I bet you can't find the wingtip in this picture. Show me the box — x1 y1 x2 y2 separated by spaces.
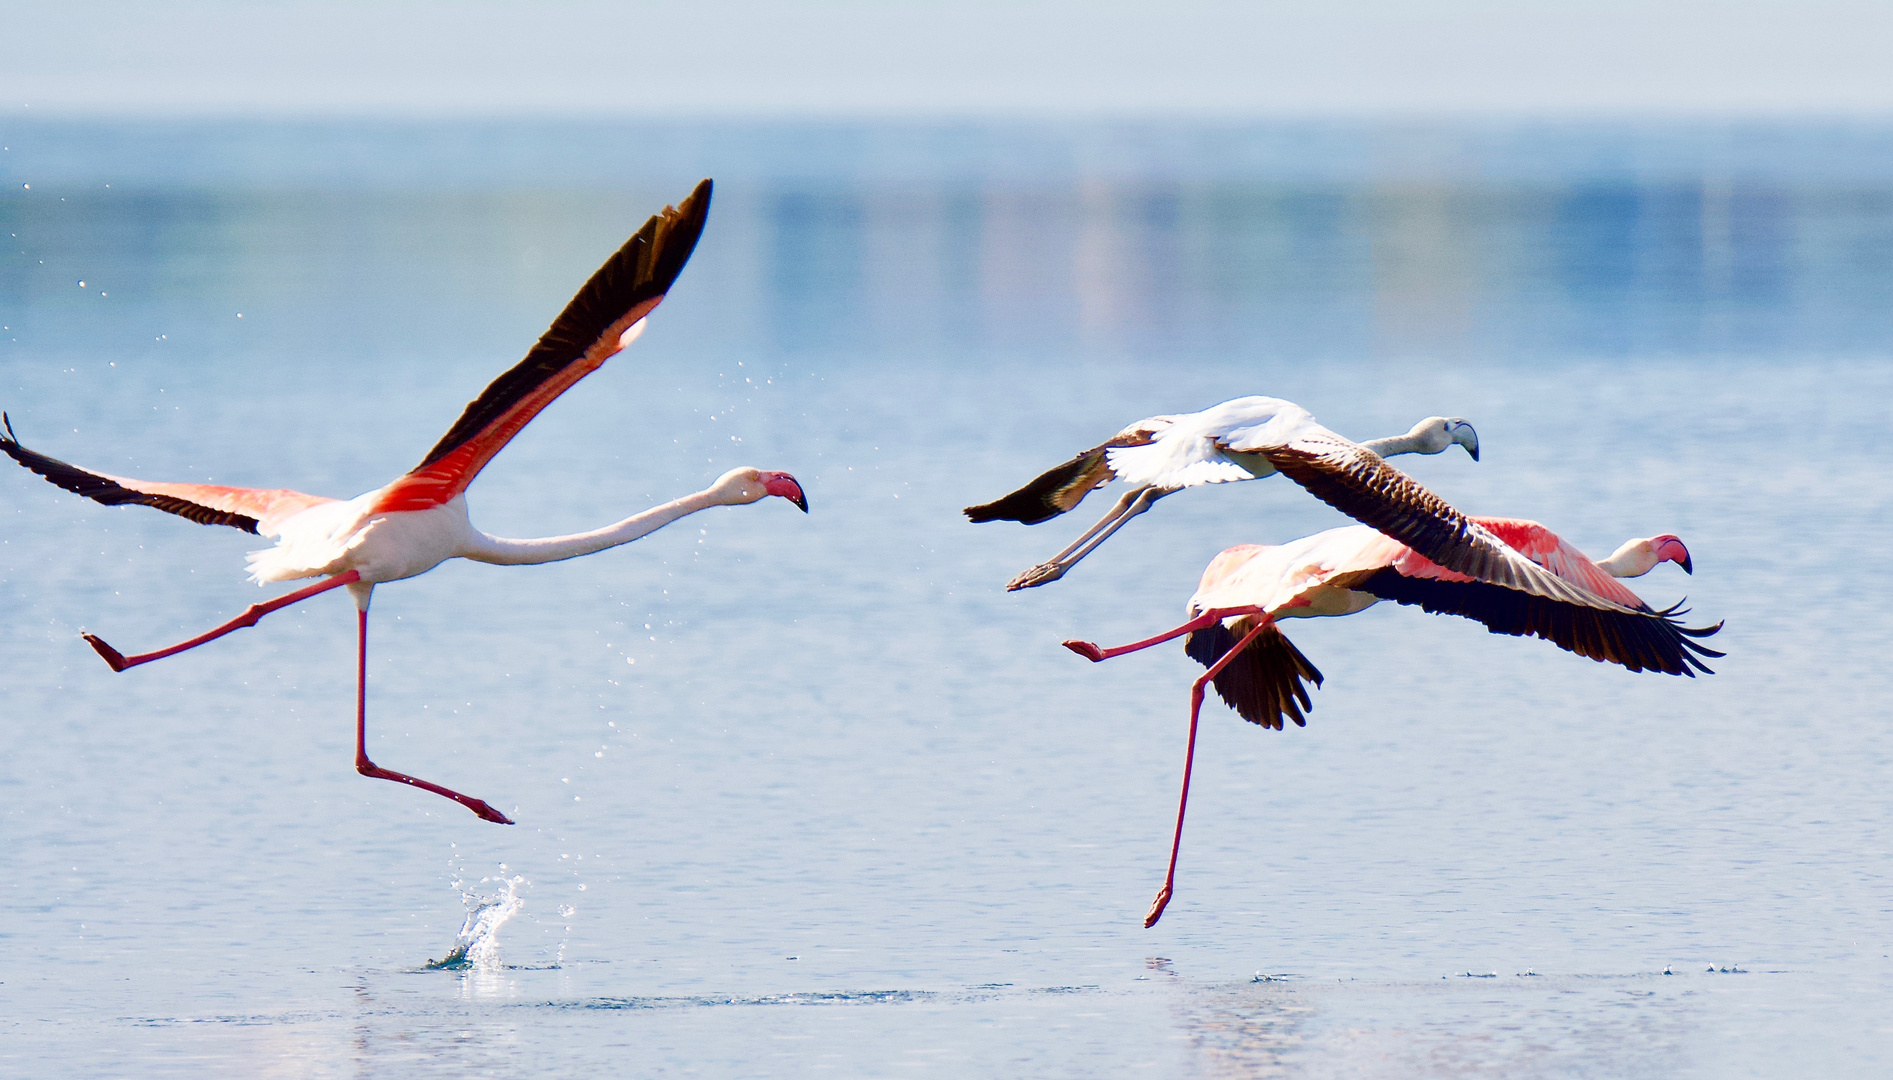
673 178 713 226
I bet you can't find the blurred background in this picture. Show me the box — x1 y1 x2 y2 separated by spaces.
2 4 1890 1078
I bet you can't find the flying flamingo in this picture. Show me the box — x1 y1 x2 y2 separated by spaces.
0 179 809 825
1064 519 1722 927
965 397 1480 590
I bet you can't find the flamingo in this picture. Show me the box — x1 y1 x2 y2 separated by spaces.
0 179 809 825
965 397 1480 590
1063 519 1722 927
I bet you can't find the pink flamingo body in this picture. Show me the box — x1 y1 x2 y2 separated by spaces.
3 180 809 824
1066 517 1721 926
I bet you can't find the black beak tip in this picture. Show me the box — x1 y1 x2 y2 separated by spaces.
792 492 809 513
1680 555 1693 575
1468 446 1480 462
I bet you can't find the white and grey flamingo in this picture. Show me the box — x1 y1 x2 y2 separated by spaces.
965 397 1480 590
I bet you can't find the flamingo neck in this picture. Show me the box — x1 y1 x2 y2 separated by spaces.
1359 423 1444 458
459 488 727 566
1595 539 1657 578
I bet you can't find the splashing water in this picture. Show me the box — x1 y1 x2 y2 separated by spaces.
428 874 526 971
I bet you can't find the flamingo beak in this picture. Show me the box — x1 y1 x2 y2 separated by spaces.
1653 535 1692 574
760 471 809 512
1448 419 1480 462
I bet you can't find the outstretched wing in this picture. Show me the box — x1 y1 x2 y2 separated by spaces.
1357 570 1724 675
963 418 1171 525
1470 516 1650 609
372 179 714 515
1227 426 1641 616
1185 618 1325 730
1 414 334 536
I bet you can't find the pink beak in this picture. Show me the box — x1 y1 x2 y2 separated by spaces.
759 471 809 512
1651 534 1692 574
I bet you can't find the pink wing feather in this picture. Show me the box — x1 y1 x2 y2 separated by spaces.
1 416 333 535
1470 516 1648 608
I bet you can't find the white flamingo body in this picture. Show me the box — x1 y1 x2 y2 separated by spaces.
966 395 1480 590
1102 396 1321 488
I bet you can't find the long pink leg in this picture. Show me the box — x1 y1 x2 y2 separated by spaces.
83 571 365 671
1145 616 1274 929
352 607 513 825
1062 605 1267 662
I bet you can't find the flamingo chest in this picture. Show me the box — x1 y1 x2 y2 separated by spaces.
334 502 476 583
259 496 476 585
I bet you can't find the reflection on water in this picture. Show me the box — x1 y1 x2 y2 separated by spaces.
6 124 1893 366
1161 972 1705 1079
1 121 1890 1077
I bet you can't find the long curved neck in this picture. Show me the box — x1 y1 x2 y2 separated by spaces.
1360 424 1442 458
1595 540 1657 578
459 488 725 566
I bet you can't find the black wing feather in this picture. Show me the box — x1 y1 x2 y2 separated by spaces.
964 444 1114 524
0 415 260 533
415 178 713 470
1357 568 1724 676
964 429 1159 525
1261 440 1637 614
1185 621 1326 730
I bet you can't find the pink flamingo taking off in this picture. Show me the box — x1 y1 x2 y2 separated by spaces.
1064 517 1722 927
965 397 1480 590
1 179 809 824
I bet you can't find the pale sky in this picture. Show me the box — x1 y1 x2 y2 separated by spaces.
3 0 1890 118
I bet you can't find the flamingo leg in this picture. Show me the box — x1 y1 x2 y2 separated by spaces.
83 571 364 672
1145 615 1275 929
1005 487 1167 591
351 606 513 824
1062 605 1268 662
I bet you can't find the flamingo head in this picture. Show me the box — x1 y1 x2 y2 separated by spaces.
1442 417 1480 461
1407 417 1480 460
712 467 809 512
1601 533 1693 577
1649 533 1693 574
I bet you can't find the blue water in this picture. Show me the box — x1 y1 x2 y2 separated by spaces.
2 120 1889 1077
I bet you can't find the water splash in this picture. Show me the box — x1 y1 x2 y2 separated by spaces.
428 874 526 971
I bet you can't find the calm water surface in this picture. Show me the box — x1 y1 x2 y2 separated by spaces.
1 121 1889 1077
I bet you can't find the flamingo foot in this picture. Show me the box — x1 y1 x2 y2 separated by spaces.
82 633 131 672
1005 561 1068 591
1144 883 1173 928
356 760 515 824
1062 639 1106 662
465 800 515 826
